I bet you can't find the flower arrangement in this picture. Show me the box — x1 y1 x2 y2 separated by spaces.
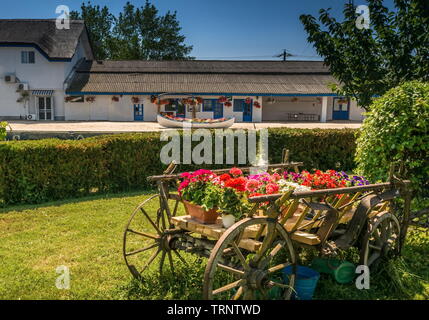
178 168 370 225
150 95 158 104
224 101 232 107
112 96 119 102
86 96 95 103
131 97 140 104
245 97 252 104
253 101 261 109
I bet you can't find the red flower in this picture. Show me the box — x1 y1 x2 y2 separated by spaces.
225 177 246 192
265 183 279 194
229 167 243 177
219 173 232 182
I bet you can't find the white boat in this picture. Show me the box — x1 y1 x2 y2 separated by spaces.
157 115 235 129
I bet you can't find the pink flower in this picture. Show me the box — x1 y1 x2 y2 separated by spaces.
229 167 243 177
180 172 192 179
271 173 281 181
178 180 190 194
245 179 260 192
265 183 279 195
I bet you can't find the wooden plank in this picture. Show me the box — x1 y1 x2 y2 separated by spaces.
291 231 321 245
171 215 262 251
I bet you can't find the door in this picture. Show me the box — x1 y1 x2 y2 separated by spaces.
332 97 350 120
38 96 53 120
134 104 144 121
213 101 223 119
243 99 253 122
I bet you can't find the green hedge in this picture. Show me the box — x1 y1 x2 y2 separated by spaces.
0 128 357 205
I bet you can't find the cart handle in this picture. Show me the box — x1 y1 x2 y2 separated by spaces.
147 162 304 182
248 181 411 203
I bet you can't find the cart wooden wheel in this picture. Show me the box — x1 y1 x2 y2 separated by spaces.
203 217 296 300
123 194 185 280
360 211 401 268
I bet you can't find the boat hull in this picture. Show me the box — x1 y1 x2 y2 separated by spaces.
157 115 235 128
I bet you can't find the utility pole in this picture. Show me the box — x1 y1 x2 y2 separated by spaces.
276 49 292 61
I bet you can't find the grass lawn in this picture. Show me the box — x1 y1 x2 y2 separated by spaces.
0 192 428 300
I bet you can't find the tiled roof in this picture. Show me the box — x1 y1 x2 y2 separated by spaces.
76 60 330 74
0 19 86 59
67 72 336 95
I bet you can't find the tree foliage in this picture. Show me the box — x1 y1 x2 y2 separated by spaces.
70 1 193 60
355 81 429 201
300 0 429 109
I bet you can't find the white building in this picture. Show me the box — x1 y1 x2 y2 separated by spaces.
0 19 93 121
0 19 364 123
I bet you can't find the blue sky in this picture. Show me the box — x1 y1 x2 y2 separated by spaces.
0 0 394 60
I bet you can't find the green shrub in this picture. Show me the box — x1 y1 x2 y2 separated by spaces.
355 81 429 200
0 128 357 205
0 122 7 141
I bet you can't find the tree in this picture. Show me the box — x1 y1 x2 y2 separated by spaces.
355 81 429 215
70 1 115 60
300 0 429 110
72 1 193 61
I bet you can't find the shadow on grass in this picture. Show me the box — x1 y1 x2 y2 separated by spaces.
116 258 206 300
0 188 158 214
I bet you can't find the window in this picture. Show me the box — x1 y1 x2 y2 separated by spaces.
202 99 214 112
21 51 35 64
233 99 244 112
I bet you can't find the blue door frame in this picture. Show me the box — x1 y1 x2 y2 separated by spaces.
243 99 253 122
213 101 223 119
134 104 144 121
332 97 350 120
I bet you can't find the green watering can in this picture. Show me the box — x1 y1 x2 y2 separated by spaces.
310 258 356 284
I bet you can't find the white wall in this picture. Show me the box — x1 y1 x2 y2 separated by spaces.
0 40 92 120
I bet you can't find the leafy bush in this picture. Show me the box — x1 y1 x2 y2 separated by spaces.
355 81 429 201
0 122 7 141
0 128 357 205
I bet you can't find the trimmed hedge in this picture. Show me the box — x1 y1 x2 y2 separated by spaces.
0 128 357 205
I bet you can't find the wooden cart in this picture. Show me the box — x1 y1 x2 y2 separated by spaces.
123 158 412 300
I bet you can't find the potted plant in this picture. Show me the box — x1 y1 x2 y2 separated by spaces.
112 96 119 102
131 97 140 104
178 169 221 224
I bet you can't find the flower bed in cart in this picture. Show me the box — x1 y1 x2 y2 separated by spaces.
178 168 370 227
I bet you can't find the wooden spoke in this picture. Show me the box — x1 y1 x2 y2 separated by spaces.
127 228 158 240
172 250 189 266
268 262 292 274
141 208 162 235
231 241 250 271
268 280 289 289
140 248 161 274
126 243 158 257
368 244 382 251
232 286 244 300
213 279 243 295
260 241 285 269
159 251 166 274
367 252 380 266
217 263 245 276
167 251 175 274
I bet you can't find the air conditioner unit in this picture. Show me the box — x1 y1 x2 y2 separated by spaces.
5 75 16 83
17 83 29 91
26 114 37 121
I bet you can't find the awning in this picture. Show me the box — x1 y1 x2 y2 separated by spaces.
32 90 54 96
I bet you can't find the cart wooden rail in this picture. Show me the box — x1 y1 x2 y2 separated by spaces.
123 159 411 300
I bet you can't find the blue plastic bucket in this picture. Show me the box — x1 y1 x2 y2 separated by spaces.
283 265 320 300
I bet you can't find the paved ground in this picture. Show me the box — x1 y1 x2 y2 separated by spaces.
7 121 361 133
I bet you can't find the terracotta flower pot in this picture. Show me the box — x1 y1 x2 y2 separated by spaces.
183 200 219 224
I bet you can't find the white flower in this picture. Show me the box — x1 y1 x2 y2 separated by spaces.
278 179 311 192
